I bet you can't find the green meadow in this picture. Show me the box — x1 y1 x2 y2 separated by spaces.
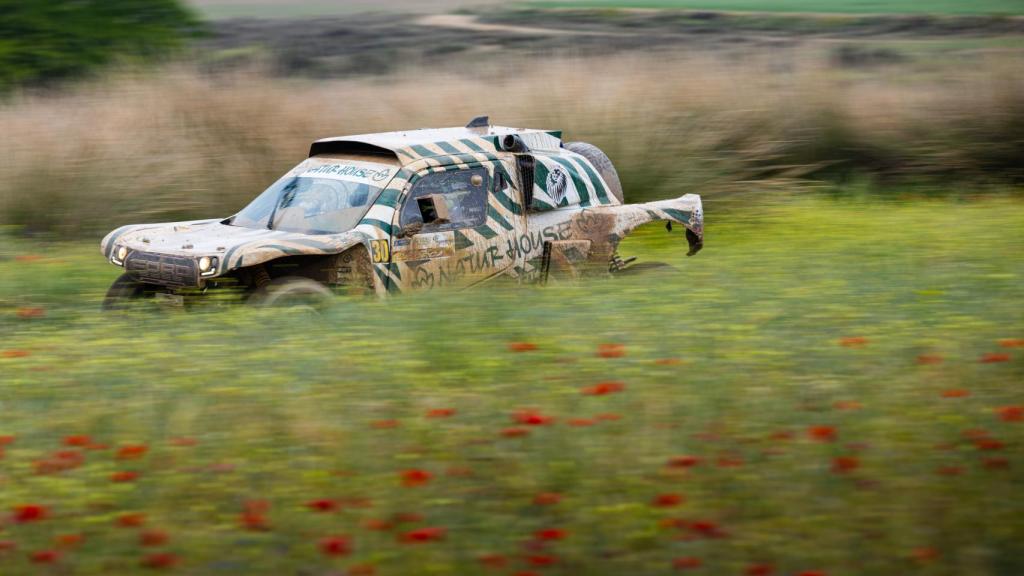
2 197 1022 575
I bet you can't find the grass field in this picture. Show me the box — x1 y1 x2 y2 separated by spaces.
2 197 1022 575
528 0 1024 16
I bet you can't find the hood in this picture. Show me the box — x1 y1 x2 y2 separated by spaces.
101 219 368 277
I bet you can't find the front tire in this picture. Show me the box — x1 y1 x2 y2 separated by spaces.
247 276 334 310
101 273 157 311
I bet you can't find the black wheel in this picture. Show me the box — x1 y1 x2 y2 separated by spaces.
248 276 334 310
613 262 677 277
101 273 157 311
564 141 624 203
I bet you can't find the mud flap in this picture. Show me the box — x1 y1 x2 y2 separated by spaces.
686 229 703 256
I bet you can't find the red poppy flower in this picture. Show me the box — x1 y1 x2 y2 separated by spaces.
999 338 1024 348
362 518 393 531
111 471 139 482
117 513 147 527
0 541 17 553
525 554 557 566
400 469 433 487
55 534 83 547
808 426 837 442
833 401 862 410
941 389 970 398
426 408 456 418
690 520 725 538
745 563 775 576
479 553 508 569
980 353 1011 363
14 504 48 523
916 354 944 365
838 336 868 348
567 418 596 427
936 466 963 476
117 445 149 460
717 456 744 468
318 535 352 556
667 455 701 468
29 550 60 564
501 427 530 438
832 456 860 474
997 406 1023 422
533 492 562 506
170 437 198 447
596 343 626 358
371 419 400 429
244 500 270 514
655 358 685 365
1 349 31 358
534 528 567 541
141 552 179 569
16 307 45 319
349 564 377 575
508 342 538 352
652 493 684 508
595 413 622 421
64 435 91 447
400 526 446 543
513 409 554 426
975 438 1005 451
912 547 939 563
581 381 626 396
983 457 1010 470
962 428 989 439
240 510 269 531
672 556 702 570
0 435 14 446
306 499 339 513
140 530 169 547
393 512 425 524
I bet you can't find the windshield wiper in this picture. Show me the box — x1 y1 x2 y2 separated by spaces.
266 181 299 230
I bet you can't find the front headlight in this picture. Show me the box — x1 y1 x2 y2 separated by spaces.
111 245 129 266
198 256 218 276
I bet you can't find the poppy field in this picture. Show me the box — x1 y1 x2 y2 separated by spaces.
1 197 1023 575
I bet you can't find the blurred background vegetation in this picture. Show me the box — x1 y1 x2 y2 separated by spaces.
0 0 1022 235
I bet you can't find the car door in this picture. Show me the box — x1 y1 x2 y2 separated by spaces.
390 161 523 291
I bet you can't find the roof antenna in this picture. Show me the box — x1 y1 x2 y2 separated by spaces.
465 115 489 129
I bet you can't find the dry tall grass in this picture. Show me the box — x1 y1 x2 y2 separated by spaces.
1 53 1021 235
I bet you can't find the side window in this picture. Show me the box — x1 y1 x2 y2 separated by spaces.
400 167 489 233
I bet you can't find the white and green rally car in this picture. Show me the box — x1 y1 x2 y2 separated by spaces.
100 117 703 308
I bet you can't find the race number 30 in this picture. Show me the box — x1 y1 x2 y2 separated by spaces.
370 239 390 263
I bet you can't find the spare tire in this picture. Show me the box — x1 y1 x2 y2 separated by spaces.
564 141 624 203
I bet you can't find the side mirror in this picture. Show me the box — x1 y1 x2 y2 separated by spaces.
417 194 449 225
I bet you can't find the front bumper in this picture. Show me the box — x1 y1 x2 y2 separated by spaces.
124 251 200 287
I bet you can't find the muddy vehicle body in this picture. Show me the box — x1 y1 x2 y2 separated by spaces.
100 118 703 308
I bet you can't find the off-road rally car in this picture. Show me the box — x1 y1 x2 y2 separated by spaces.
100 117 703 308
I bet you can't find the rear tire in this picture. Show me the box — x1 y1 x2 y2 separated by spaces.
101 273 156 311
248 276 334 310
564 141 624 203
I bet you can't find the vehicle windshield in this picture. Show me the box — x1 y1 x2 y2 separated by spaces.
229 163 388 235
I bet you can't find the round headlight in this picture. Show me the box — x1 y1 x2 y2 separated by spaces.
116 246 128 261
198 256 212 272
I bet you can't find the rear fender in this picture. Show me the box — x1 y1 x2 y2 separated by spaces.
569 193 703 260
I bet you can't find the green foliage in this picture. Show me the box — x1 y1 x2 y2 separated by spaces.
0 0 200 90
0 198 1022 574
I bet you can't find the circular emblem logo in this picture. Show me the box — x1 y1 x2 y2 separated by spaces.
546 167 568 204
